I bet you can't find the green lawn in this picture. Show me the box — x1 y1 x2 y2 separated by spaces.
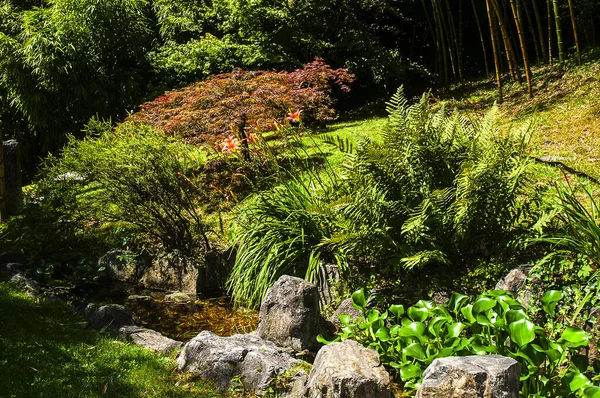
0 282 225 398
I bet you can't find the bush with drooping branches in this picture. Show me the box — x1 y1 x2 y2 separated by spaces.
133 59 354 145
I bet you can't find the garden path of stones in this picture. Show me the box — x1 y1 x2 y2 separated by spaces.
4 259 522 397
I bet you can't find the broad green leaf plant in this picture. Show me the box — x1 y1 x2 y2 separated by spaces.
320 288 600 397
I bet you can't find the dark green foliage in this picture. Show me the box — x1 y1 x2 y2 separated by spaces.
323 288 598 397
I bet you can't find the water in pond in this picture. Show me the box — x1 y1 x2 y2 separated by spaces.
128 296 258 341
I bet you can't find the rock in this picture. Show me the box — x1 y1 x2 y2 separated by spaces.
330 298 363 329
10 272 41 298
5 263 24 274
495 264 539 308
80 303 140 332
99 250 144 284
54 171 88 183
177 331 300 395
495 265 532 296
257 275 326 352
118 326 183 355
417 355 520 398
306 339 392 398
197 249 234 297
124 295 155 310
164 292 194 303
140 250 200 294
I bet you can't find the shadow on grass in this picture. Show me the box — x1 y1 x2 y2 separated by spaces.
0 283 224 398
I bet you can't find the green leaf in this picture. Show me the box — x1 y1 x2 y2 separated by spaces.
352 288 367 310
399 363 422 381
561 327 591 348
375 327 391 341
316 334 338 344
472 297 496 315
583 386 600 397
508 318 536 347
403 342 426 360
445 322 465 339
389 304 405 319
460 304 476 323
541 290 563 317
398 322 426 338
408 306 429 322
505 309 527 324
338 314 351 326
448 293 470 314
569 372 591 391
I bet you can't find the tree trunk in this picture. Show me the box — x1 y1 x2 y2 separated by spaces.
486 0 504 103
472 0 491 76
567 0 581 65
531 0 548 61
509 0 534 97
552 0 565 62
431 0 449 85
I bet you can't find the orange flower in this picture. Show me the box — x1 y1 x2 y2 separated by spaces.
221 135 240 154
286 110 302 123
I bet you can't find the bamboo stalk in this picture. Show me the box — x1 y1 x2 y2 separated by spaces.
547 0 554 65
531 0 548 61
490 0 522 83
552 0 565 62
522 0 542 63
509 0 534 97
486 0 504 103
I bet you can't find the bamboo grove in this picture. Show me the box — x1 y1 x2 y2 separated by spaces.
422 0 597 101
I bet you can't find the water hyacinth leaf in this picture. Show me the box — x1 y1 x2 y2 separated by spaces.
473 297 497 315
428 316 449 336
375 326 391 341
403 342 426 360
448 293 470 314
476 313 493 326
531 343 562 362
509 318 536 347
445 322 465 339
583 386 600 397
399 363 422 381
408 306 429 322
570 372 592 391
338 314 352 326
316 334 337 344
505 309 528 324
561 327 591 348
572 354 589 372
389 304 405 319
484 290 510 297
461 304 476 323
367 309 383 323
352 288 367 310
541 290 563 317
398 322 426 338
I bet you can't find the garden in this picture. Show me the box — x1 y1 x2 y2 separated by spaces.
2 0 600 397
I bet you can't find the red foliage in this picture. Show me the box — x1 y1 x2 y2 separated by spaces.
133 60 353 145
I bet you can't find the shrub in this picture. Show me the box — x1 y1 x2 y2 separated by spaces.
3 120 210 261
133 60 353 145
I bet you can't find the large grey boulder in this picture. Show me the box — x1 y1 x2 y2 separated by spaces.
177 331 300 395
140 250 200 294
417 355 520 398
330 298 363 329
118 326 183 355
81 303 140 332
306 339 392 398
258 275 326 352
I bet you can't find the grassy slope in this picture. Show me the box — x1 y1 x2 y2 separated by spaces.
0 282 225 398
